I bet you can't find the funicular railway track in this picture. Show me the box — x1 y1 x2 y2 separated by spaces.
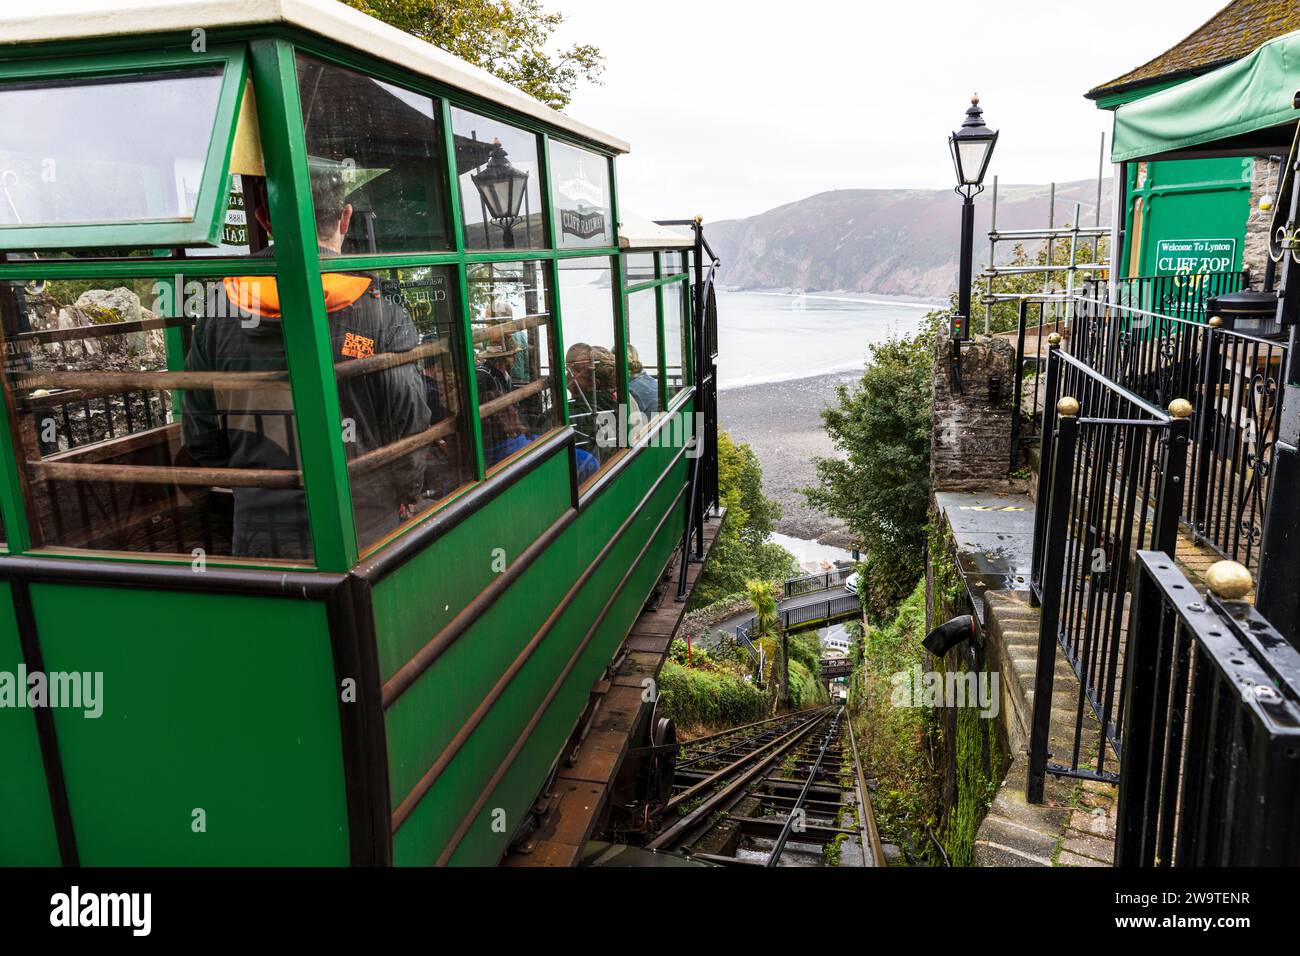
608 706 885 867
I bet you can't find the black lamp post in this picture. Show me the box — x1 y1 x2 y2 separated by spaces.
949 94 998 339
472 139 529 248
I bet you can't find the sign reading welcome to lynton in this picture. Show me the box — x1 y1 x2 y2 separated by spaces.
1155 237 1237 275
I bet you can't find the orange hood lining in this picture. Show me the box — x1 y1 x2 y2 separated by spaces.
223 274 372 319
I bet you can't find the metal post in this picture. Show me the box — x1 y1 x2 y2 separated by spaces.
1027 405 1078 803
985 176 997 335
1028 340 1062 605
1010 300 1027 471
958 193 975 337
1192 322 1221 532
1114 557 1163 865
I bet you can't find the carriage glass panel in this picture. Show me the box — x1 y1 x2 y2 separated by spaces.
0 274 315 563
625 287 661 440
451 108 545 252
549 141 613 250
557 257 622 482
622 252 655 286
317 266 472 552
465 260 559 471
296 53 452 255
662 280 689 399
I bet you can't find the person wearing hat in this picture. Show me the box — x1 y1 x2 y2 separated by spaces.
182 160 431 557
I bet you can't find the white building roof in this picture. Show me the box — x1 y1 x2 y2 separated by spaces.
0 0 630 154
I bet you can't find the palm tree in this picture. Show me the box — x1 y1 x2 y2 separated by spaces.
745 579 787 713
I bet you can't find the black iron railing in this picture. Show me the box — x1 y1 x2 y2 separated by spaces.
1116 552 1300 866
1027 344 1188 800
783 566 853 599
735 593 861 643
669 220 721 600
1112 271 1247 323
1069 294 1286 572
29 387 172 454
1009 298 1068 469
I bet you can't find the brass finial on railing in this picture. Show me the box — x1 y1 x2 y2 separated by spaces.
1048 332 1062 347
1208 315 1223 328
694 214 704 225
1057 396 1080 417
1168 398 1193 419
1205 560 1253 600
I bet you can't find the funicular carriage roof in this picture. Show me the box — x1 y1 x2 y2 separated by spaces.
0 0 631 155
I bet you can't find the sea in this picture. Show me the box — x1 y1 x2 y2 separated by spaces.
714 290 934 390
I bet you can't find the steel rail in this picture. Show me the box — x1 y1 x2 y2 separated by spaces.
647 708 832 850
847 710 887 867
765 708 841 866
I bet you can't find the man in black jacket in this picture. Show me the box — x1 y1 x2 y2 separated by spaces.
183 165 429 559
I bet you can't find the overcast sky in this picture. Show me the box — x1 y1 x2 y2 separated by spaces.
552 0 1227 222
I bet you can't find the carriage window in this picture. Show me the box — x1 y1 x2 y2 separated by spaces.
626 288 661 440
451 109 544 251
558 257 622 482
297 55 451 255
623 253 656 285
323 266 472 552
466 261 559 471
662 251 685 276
663 280 689 399
0 66 228 242
550 142 613 250
0 275 313 563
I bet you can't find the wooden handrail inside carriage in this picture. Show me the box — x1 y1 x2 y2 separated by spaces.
23 377 552 488
10 311 553 395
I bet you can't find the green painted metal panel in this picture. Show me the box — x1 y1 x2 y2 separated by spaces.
384 432 689 865
1111 30 1300 163
1122 157 1251 279
0 585 60 865
31 585 348 865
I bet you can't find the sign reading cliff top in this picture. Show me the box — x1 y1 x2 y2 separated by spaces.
1155 237 1237 276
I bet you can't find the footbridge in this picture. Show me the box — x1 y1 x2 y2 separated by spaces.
721 567 861 645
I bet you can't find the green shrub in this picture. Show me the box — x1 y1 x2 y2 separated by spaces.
658 660 766 729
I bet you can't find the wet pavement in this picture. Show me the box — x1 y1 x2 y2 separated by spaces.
935 491 1035 625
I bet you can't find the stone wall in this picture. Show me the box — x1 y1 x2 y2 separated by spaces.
931 326 1017 491
1244 156 1281 288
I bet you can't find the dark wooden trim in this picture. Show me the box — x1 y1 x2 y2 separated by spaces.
434 481 688 863
324 574 393 866
0 556 342 599
10 579 79 866
390 446 687 833
354 428 575 584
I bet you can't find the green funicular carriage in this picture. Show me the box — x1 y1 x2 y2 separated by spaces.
0 0 718 866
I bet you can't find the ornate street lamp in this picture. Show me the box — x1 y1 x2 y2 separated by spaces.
471 138 529 248
948 94 998 338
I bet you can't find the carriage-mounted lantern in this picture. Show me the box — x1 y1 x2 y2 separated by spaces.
949 94 999 191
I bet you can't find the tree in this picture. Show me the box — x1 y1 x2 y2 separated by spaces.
690 431 799 609
346 0 604 109
745 578 785 712
803 333 932 621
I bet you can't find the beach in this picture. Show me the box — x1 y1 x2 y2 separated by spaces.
718 369 862 549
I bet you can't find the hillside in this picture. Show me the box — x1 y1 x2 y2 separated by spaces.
707 178 1112 299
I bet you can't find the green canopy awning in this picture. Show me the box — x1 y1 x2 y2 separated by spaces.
1112 29 1300 163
